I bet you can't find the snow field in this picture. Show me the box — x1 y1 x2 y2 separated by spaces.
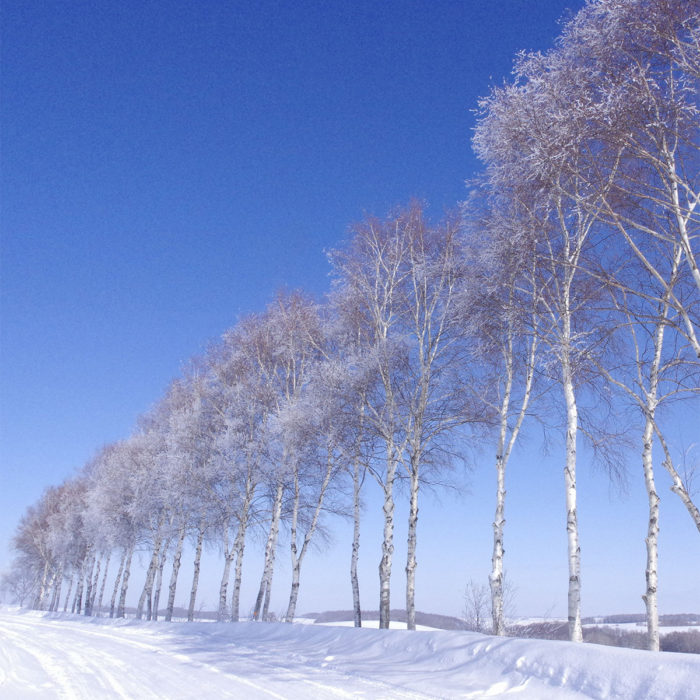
1 608 699 699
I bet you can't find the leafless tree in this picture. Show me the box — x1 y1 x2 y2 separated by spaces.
331 203 481 629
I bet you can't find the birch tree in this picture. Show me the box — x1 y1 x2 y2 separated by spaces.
331 203 479 629
329 209 414 629
597 245 699 649
548 0 700 531
230 292 322 621
474 46 624 641
316 304 377 628
281 355 350 622
399 209 482 631
464 199 543 636
156 377 211 622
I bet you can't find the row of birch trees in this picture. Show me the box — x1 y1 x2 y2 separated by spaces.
6 0 699 652
8 210 485 631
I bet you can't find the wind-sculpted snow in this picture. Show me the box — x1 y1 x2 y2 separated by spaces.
0 609 698 699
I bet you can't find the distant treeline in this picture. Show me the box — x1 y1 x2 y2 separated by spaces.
582 614 700 626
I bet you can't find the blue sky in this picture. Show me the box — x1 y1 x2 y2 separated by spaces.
3 0 699 618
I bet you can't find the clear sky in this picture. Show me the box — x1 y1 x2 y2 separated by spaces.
2 0 699 620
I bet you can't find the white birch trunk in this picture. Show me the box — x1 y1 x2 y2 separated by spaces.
110 548 126 618
85 555 102 615
165 524 186 622
152 540 169 621
639 290 671 652
63 573 74 613
34 559 49 610
49 567 62 612
117 547 133 618
285 472 301 623
405 466 419 631
187 522 205 622
73 556 88 614
379 448 398 629
230 517 250 622
351 457 362 628
490 345 512 638
563 361 583 643
95 552 111 617
285 456 334 622
230 486 254 622
642 414 660 651
286 562 301 623
44 568 57 612
490 450 506 636
491 329 536 636
53 574 63 613
136 537 162 620
217 546 235 622
253 481 284 621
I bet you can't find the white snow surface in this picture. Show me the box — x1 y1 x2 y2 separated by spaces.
1 608 698 699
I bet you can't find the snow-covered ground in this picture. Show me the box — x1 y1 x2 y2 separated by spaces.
1 608 699 699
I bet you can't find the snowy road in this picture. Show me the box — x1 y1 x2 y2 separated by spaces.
0 611 434 699
1 609 699 699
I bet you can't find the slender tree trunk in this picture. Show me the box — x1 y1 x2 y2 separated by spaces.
563 360 583 643
262 579 273 621
490 449 507 634
63 573 74 613
117 546 134 618
285 473 301 623
95 552 111 617
286 563 301 623
285 456 334 623
54 575 63 613
43 568 57 612
85 554 100 616
489 329 536 637
73 556 87 615
230 516 250 622
137 535 163 620
166 525 186 622
351 458 362 628
136 552 156 621
379 449 398 630
639 298 669 652
642 414 660 652
33 559 50 610
490 346 513 637
187 522 205 622
49 568 62 612
405 466 419 631
152 539 169 621
217 545 235 622
48 577 57 613
254 482 284 621
110 548 127 618
73 577 83 614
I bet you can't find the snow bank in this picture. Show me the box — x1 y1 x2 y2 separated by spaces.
1 608 698 699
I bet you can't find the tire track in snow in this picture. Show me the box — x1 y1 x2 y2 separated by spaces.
0 615 289 699
0 613 441 699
